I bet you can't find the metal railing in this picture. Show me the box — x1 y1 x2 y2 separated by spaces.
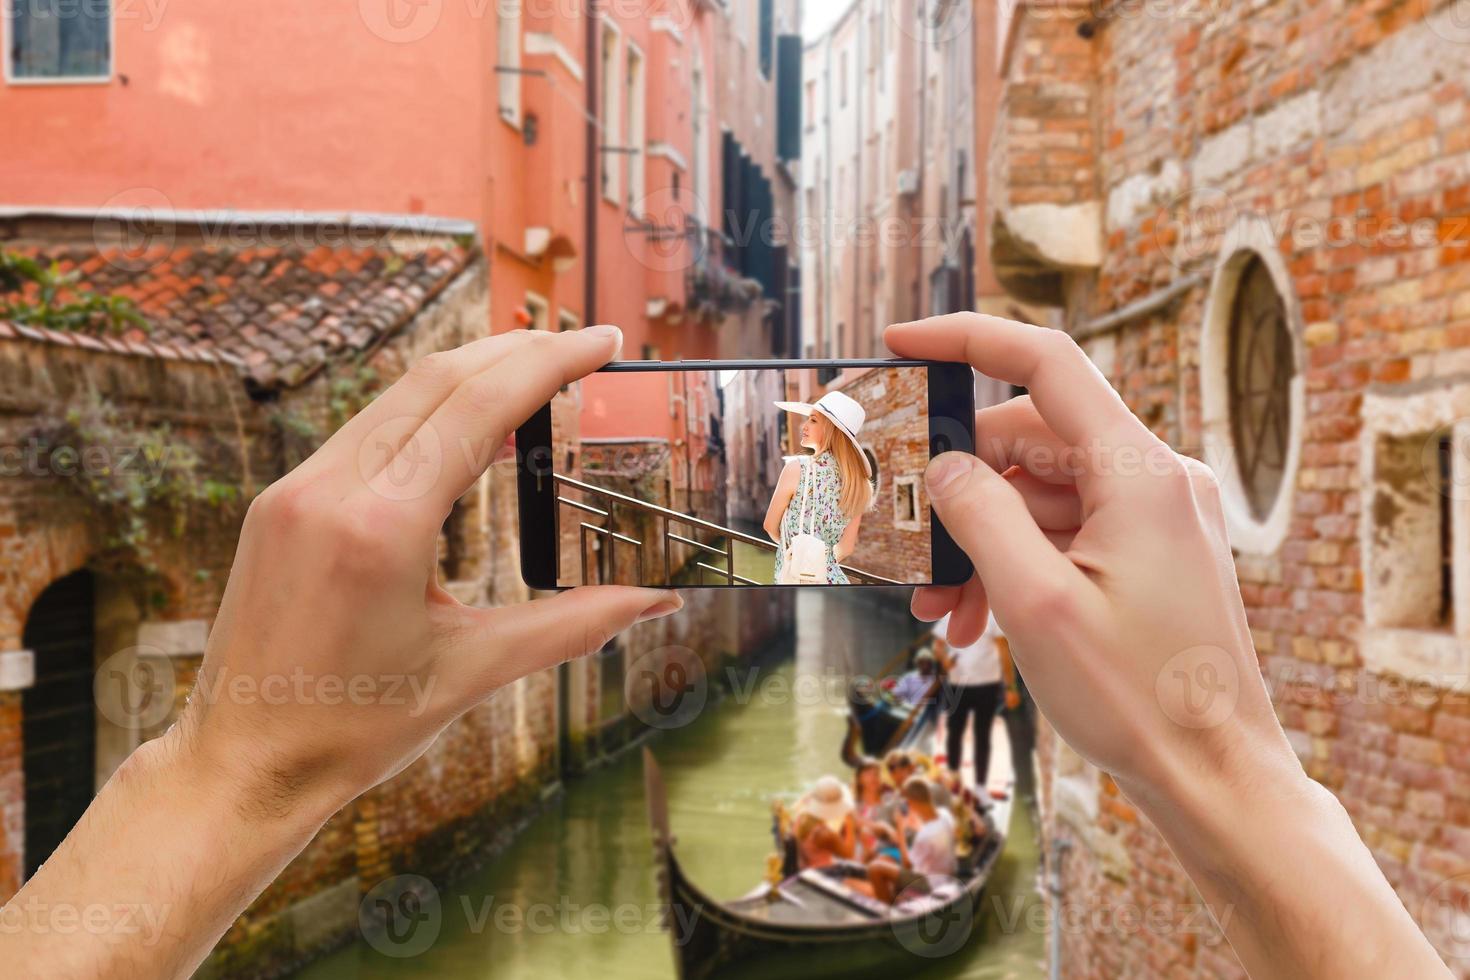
555 474 905 587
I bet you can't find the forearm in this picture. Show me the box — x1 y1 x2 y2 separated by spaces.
765 504 788 543
1120 758 1452 980
1 727 336 979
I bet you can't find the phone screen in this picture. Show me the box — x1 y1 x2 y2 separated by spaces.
518 360 974 590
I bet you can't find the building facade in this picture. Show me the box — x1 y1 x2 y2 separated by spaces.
985 0 1470 975
801 0 1011 362
0 1 800 975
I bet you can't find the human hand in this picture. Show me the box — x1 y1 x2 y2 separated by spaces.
176 327 683 819
887 313 1290 807
1004 688 1021 711
886 313 1453 980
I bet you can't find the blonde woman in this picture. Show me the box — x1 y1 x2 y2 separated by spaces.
763 391 876 584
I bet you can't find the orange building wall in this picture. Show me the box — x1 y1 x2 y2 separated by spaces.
1 2 491 221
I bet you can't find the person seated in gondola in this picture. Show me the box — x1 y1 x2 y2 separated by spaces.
851 759 890 860
792 775 859 871
891 649 941 705
865 777 958 904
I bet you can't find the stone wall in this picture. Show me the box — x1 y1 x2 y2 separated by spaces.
0 251 795 977
993 1 1470 976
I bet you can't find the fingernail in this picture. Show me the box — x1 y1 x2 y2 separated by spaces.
584 323 623 356
926 453 974 498
636 591 684 624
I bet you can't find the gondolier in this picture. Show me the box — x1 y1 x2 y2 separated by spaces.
933 611 1005 788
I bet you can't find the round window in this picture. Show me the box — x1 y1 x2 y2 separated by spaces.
1226 255 1295 520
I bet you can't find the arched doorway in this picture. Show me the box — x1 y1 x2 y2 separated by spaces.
21 569 97 878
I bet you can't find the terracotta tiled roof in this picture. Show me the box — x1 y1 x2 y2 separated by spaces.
0 318 243 365
0 239 477 390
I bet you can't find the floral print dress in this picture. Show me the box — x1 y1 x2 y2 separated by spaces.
773 451 852 585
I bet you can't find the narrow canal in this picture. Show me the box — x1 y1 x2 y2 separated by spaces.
297 590 1046 980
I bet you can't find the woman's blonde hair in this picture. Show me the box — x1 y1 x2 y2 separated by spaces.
814 414 875 521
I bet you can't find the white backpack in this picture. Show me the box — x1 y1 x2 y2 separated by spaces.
779 456 829 585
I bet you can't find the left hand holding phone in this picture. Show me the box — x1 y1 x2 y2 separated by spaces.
0 327 683 980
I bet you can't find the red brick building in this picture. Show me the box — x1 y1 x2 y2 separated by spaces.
986 0 1470 975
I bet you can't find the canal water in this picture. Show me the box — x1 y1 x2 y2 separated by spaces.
296 590 1046 980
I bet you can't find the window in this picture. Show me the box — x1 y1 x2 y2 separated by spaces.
894 475 921 531
1199 217 1304 556
1361 393 1468 688
600 23 620 201
8 0 111 81
496 0 522 125
558 309 579 333
839 51 848 108
625 42 645 212
805 80 816 131
1227 256 1293 520
524 292 550 331
691 41 709 227
758 0 773 78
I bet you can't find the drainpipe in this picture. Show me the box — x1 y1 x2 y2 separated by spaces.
851 2 864 356
917 0 929 318
560 0 602 778
1047 837 1072 980
585 2 601 330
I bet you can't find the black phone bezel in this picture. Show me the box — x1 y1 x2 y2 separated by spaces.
516 358 976 591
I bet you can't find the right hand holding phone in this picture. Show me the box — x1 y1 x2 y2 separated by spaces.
885 313 1297 811
886 314 1456 980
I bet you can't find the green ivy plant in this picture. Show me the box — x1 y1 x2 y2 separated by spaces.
0 251 149 334
36 392 240 576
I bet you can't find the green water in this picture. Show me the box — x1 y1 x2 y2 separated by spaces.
295 592 1046 980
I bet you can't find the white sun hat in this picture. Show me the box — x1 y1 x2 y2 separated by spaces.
774 390 873 478
796 775 855 831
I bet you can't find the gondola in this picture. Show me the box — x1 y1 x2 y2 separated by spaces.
841 632 943 767
644 747 1012 980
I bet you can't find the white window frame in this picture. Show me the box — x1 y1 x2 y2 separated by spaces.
1359 386 1470 689
525 291 551 331
599 19 622 204
4 0 114 85
557 309 580 333
893 474 922 532
496 0 523 128
624 39 646 215
1198 215 1305 556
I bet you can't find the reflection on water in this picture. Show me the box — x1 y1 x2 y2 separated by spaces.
295 591 1045 980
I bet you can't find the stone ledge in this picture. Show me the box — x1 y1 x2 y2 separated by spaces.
136 619 209 658
0 650 34 692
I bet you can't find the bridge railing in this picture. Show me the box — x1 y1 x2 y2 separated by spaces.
554 474 904 587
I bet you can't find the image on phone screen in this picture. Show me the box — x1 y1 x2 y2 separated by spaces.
517 360 974 590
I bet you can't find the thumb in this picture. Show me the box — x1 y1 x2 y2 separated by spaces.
445 586 683 704
925 452 1080 620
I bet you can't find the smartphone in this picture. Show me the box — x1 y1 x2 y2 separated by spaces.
516 359 975 590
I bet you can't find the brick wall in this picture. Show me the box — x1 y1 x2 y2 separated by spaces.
842 366 932 584
994 1 1470 976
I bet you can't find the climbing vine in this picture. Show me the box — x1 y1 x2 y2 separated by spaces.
0 250 148 334
34 392 241 576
